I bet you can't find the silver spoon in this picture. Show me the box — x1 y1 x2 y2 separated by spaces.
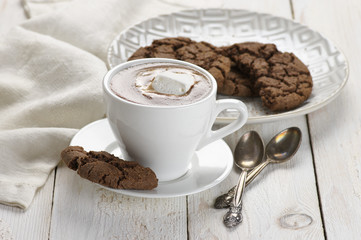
215 127 302 209
223 131 264 228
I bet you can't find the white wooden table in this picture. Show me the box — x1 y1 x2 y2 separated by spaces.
0 0 360 239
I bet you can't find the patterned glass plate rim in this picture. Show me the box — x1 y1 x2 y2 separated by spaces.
107 9 349 124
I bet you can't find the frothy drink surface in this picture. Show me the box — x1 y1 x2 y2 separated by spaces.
110 63 212 106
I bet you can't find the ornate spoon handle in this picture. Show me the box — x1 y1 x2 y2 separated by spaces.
223 170 247 227
214 161 269 209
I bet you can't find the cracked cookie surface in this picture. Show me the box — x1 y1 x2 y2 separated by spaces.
128 38 313 111
225 42 313 111
61 146 158 190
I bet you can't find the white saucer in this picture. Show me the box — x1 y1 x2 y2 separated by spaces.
70 118 233 198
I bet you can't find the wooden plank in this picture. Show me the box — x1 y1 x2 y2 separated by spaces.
188 117 325 239
187 0 324 238
50 162 187 240
293 0 361 238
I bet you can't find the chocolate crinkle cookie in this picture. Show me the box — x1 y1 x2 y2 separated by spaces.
61 146 158 190
128 37 313 112
224 42 313 111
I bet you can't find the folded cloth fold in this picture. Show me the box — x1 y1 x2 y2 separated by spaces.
0 0 185 209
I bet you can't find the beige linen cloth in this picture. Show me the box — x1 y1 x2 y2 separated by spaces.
1 0 228 209
0 0 189 209
1 0 227 209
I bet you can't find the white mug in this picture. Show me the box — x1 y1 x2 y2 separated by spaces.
103 58 248 181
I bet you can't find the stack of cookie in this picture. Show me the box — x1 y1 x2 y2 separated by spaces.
128 37 313 112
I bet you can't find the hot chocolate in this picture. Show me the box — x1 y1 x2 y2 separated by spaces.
110 62 212 106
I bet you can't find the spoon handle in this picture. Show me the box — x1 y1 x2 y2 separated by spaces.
245 160 269 186
233 170 247 207
223 170 247 228
214 161 269 209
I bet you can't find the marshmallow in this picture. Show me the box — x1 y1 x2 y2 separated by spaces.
151 71 195 95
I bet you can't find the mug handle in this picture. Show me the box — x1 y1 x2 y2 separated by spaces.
197 99 248 150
